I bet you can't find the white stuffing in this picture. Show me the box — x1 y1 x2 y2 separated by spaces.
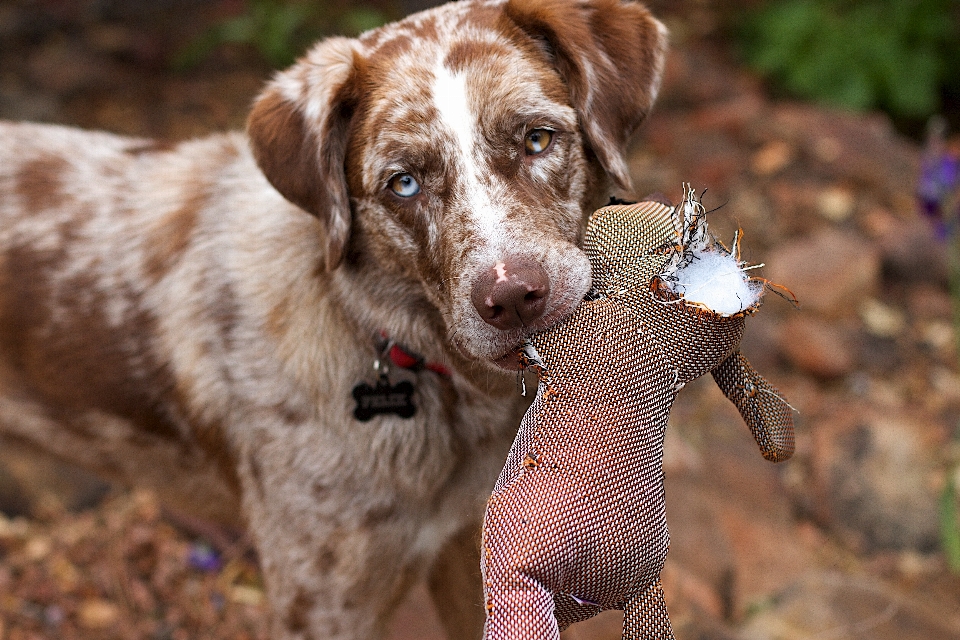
660 184 763 316
668 247 761 315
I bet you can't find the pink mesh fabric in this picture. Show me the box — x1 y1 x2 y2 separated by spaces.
481 201 794 639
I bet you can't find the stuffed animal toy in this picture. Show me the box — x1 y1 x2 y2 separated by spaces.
481 189 795 640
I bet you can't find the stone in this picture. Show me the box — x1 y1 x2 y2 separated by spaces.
762 104 919 196
664 382 813 626
751 140 793 176
907 284 953 320
27 41 109 94
873 217 949 286
812 136 842 163
559 610 622 640
777 316 855 379
765 229 881 318
0 463 31 518
78 599 121 630
740 570 960 640
806 403 946 552
0 445 111 516
858 298 906 338
918 321 955 354
816 186 855 222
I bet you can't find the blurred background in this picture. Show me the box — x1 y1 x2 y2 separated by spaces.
1 0 959 638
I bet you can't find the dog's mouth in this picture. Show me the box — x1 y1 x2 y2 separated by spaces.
454 316 558 372
492 347 525 371
485 301 581 370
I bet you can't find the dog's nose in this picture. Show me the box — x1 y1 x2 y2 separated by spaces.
472 258 550 330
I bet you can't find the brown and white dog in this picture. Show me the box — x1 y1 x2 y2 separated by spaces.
0 0 667 637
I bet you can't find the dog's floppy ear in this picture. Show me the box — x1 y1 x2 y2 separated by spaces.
247 37 360 271
505 0 668 190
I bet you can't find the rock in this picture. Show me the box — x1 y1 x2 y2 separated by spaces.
0 463 31 518
873 216 949 286
859 205 899 239
386 582 449 640
811 136 842 163
687 131 743 189
858 298 906 338
907 283 953 320
26 40 109 94
816 186 855 222
739 570 960 640
664 382 813 626
751 140 793 176
777 316 856 378
805 403 946 552
918 321 955 355
78 599 120 630
690 94 765 136
0 445 111 516
856 333 905 373
560 610 622 640
765 229 881 318
736 313 782 376
0 86 60 123
931 367 960 402
761 104 919 198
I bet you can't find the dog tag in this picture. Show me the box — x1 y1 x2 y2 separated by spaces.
352 377 416 421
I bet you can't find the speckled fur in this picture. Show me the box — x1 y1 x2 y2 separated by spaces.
0 1 666 638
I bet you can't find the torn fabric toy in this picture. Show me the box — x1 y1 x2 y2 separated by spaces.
481 192 795 640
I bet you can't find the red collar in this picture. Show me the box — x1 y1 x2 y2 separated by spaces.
380 335 452 377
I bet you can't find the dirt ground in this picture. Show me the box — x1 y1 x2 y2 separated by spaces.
1 1 960 639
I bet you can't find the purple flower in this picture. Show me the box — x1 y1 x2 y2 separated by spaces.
188 542 222 573
918 117 960 241
919 154 960 216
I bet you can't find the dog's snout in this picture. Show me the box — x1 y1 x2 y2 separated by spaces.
471 258 550 330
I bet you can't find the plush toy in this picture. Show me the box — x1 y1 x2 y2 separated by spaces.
481 189 795 640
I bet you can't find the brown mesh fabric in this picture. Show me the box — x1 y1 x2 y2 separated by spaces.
481 201 794 639
711 351 795 462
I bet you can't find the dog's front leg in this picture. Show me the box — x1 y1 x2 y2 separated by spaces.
428 523 486 639
237 432 418 639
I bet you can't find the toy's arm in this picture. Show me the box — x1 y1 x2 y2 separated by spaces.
711 351 795 462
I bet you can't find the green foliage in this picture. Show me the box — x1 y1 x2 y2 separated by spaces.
177 0 390 70
946 243 960 574
940 461 960 573
738 0 960 118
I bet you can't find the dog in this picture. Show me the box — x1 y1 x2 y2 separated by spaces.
0 0 667 637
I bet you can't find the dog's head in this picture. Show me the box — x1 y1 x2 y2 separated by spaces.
247 0 667 368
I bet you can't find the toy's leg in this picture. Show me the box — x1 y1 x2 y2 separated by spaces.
553 593 602 631
622 581 675 640
483 575 560 640
711 350 795 462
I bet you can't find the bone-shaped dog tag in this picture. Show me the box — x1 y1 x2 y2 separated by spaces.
352 377 416 421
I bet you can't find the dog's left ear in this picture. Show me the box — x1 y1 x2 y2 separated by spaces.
505 0 668 190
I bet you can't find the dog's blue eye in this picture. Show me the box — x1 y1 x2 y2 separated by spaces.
389 173 420 197
524 129 554 155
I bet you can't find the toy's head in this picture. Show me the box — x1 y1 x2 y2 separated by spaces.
524 188 795 462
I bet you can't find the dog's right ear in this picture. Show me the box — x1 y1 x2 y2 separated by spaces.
247 37 360 271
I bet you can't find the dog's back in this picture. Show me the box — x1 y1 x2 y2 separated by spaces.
0 122 275 524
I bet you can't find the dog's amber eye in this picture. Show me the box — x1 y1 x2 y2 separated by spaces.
524 129 553 155
389 173 420 197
